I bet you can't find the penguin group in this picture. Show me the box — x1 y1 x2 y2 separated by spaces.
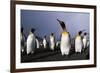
21 19 89 56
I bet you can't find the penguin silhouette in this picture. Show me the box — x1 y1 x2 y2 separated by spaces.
75 31 83 53
26 28 36 54
50 33 56 50
35 36 40 49
82 32 89 49
43 35 47 49
57 19 71 55
21 27 26 53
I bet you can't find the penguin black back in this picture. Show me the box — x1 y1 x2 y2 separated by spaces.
57 19 66 30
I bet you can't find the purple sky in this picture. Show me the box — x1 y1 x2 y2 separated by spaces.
21 10 90 40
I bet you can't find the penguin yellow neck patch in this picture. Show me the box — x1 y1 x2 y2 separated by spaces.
76 35 81 39
62 31 68 35
30 32 33 34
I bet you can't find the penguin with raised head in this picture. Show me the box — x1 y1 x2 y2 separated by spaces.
82 32 89 49
21 27 26 53
57 19 71 56
50 33 55 50
75 31 83 53
43 35 47 49
26 28 36 54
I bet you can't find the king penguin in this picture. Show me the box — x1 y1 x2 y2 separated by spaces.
57 19 71 56
36 37 40 49
43 35 47 49
50 33 55 50
26 28 36 54
75 31 83 53
21 27 26 53
82 32 88 49
56 41 60 48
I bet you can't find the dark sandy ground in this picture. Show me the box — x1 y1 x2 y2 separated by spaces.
21 46 89 63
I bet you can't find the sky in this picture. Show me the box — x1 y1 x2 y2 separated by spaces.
21 10 90 41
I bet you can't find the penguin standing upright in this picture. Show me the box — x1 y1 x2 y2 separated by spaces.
36 37 40 49
82 32 88 49
56 41 60 48
21 27 26 53
50 33 55 50
75 31 83 53
57 19 71 56
43 35 47 49
26 28 36 54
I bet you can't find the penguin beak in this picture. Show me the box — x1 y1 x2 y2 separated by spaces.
57 19 60 22
57 19 66 31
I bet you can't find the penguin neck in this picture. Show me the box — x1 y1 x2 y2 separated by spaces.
43 38 46 41
21 33 22 38
84 35 87 38
51 34 54 37
21 32 23 35
63 29 68 33
62 30 68 36
44 37 46 39
30 32 34 34
77 34 80 37
63 28 67 31
21 32 24 37
76 34 81 39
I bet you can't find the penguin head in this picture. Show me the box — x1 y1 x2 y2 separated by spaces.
51 33 54 36
36 36 38 38
84 32 89 36
84 32 87 35
57 19 66 31
30 28 35 33
44 35 46 38
78 31 82 35
21 27 23 33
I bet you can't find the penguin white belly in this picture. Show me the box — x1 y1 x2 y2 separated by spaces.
83 36 87 48
27 34 35 54
87 40 89 47
36 39 39 48
60 34 70 55
43 39 47 48
75 37 82 53
56 41 59 47
21 35 25 53
50 36 55 50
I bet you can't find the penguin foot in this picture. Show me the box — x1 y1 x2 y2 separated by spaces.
61 52 69 56
76 52 79 54
65 53 69 56
77 52 81 54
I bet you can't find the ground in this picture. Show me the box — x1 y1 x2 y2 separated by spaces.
21 47 89 63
